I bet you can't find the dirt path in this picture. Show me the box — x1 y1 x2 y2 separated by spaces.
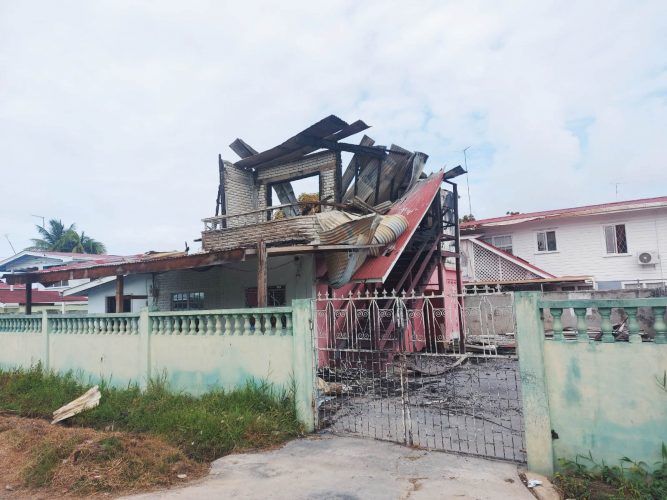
124 435 533 500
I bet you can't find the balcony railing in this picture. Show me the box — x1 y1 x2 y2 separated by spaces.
202 201 344 231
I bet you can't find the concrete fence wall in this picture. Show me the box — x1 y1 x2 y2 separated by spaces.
516 292 667 476
0 300 315 430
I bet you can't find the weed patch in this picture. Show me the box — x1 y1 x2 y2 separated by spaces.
0 365 303 462
554 446 667 499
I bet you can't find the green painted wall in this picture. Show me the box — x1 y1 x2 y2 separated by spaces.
0 304 316 431
516 292 667 475
544 341 667 468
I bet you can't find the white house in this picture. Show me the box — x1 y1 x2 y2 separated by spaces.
461 196 667 291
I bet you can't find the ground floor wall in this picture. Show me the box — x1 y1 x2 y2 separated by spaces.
85 254 316 313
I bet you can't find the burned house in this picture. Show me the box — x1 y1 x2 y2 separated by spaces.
4 116 464 341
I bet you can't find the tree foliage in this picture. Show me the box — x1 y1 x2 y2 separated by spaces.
28 219 107 254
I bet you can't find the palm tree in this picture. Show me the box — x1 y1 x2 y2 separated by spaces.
28 219 107 254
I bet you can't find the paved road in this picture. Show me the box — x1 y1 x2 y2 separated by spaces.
125 435 533 500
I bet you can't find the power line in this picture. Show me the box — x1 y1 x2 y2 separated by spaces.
4 234 16 255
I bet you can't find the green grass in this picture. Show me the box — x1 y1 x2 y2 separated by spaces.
554 446 667 499
0 365 303 462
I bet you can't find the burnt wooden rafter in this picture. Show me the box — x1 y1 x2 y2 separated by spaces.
5 250 246 285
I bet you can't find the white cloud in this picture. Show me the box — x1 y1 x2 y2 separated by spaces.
0 0 665 255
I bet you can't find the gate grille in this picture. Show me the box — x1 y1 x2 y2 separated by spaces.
314 291 526 463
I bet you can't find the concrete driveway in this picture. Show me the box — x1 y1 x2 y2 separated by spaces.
125 435 533 500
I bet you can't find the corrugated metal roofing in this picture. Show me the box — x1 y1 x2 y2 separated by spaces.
352 170 445 283
0 289 87 304
461 196 667 230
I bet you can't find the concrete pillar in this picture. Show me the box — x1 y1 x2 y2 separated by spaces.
515 291 554 476
41 310 49 370
291 299 316 431
138 307 151 390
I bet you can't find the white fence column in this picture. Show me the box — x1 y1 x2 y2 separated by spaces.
138 308 151 389
41 310 50 370
291 299 315 431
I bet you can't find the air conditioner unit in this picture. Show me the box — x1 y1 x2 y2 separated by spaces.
637 251 660 265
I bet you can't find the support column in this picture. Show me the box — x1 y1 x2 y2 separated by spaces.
291 299 315 431
115 275 124 313
138 307 151 390
25 280 33 315
257 241 267 308
515 291 554 475
41 310 50 370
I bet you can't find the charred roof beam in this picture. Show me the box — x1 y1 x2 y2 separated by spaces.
295 136 389 158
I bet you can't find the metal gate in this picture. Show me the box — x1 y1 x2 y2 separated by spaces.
313 290 526 463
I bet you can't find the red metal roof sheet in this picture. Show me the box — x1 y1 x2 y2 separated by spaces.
461 196 667 230
0 289 87 304
352 170 444 283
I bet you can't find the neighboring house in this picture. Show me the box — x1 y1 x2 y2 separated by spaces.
6 115 465 350
0 250 124 313
0 250 120 292
0 283 87 314
461 196 667 291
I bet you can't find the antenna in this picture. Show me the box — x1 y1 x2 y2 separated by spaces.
31 214 46 227
610 182 621 200
4 234 16 255
463 146 473 216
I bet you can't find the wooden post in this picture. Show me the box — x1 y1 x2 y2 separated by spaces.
257 241 267 308
25 280 33 315
115 275 124 313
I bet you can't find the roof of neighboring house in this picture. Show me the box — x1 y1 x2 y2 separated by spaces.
461 196 667 231
61 276 117 296
463 276 594 286
0 288 87 305
0 250 122 272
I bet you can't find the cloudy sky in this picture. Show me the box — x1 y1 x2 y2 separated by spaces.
1 1 665 256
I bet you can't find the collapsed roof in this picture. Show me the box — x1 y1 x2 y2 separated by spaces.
5 116 463 294
204 114 460 287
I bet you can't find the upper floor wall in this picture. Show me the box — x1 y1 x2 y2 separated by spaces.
469 208 667 289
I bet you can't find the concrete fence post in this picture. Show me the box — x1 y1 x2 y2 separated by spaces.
41 310 50 370
138 308 151 390
515 291 554 476
291 299 316 432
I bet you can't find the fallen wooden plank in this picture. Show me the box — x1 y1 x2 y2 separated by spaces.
52 385 101 424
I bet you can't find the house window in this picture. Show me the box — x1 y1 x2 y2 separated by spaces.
604 224 628 254
536 230 557 252
245 285 287 307
105 297 132 313
171 292 205 310
482 235 513 254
